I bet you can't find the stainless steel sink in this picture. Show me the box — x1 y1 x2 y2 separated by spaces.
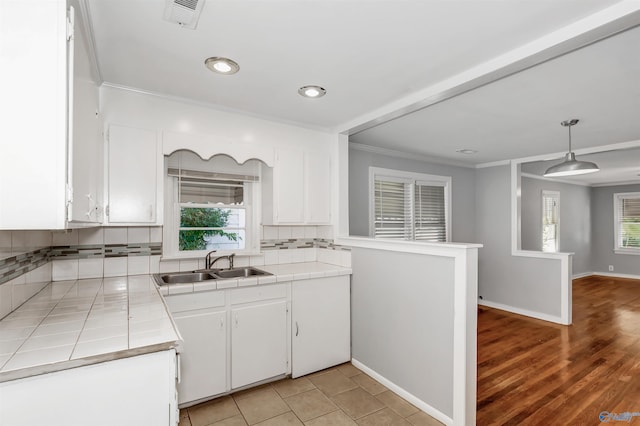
158 272 218 285
214 267 271 279
154 267 271 286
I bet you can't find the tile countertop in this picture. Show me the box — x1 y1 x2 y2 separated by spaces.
0 275 181 383
157 261 353 295
0 262 351 383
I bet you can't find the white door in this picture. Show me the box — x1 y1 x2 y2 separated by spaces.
174 310 227 404
107 124 158 223
231 300 288 389
292 276 351 378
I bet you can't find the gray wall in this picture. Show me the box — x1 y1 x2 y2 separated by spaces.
348 147 477 243
591 183 640 276
476 166 563 317
521 177 592 275
351 246 454 418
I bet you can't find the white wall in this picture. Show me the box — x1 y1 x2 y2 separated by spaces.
477 166 568 322
348 146 477 243
591 183 640 276
521 177 591 275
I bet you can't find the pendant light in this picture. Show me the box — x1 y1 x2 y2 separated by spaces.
543 119 600 177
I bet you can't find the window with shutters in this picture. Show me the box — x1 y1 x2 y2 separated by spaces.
614 192 640 254
541 191 560 253
369 167 451 242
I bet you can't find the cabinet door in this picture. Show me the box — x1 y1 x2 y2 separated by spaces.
107 124 160 224
68 8 102 224
292 276 351 378
305 151 331 224
174 310 227 404
231 300 288 389
273 148 304 224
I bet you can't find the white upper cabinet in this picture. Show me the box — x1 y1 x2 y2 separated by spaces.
0 0 101 229
263 146 331 225
67 0 102 225
105 124 163 225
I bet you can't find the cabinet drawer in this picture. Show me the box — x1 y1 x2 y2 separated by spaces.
230 284 287 305
165 290 225 313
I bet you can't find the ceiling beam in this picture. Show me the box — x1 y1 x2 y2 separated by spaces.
336 1 640 136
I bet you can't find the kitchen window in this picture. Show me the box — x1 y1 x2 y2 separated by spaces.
614 192 640 254
164 152 261 258
369 167 451 242
542 191 560 252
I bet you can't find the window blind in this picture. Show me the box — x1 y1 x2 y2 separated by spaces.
373 179 412 239
414 184 446 241
373 177 447 242
618 195 640 248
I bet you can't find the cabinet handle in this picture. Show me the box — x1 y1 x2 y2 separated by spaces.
235 314 238 327
220 317 224 328
295 321 299 337
149 205 153 220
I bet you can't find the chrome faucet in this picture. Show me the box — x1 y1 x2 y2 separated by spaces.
206 252 236 270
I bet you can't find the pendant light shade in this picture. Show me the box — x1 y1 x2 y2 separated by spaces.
544 119 600 177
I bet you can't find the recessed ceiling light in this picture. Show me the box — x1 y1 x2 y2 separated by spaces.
298 85 326 98
456 149 478 154
204 57 240 75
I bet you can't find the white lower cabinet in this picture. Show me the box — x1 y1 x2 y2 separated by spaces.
173 310 227 404
166 284 289 405
165 277 350 404
0 349 178 426
291 276 351 378
231 300 288 389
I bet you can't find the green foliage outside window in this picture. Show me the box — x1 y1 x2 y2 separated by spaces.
622 222 640 248
179 207 239 251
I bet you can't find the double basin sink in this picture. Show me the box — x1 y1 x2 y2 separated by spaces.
155 267 272 286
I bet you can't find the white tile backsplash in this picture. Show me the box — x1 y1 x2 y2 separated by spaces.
52 259 79 281
179 259 198 272
304 226 317 239
263 250 278 265
104 227 127 245
0 284 13 319
277 226 292 240
127 227 150 244
78 258 104 279
159 260 179 273
24 231 52 248
249 255 265 267
127 256 150 276
149 227 163 243
291 226 305 239
277 250 292 264
149 256 161 274
78 228 104 245
52 230 78 246
304 247 317 262
0 231 11 249
291 249 306 263
263 226 278 240
103 258 127 278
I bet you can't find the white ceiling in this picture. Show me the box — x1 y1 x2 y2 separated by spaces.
85 0 640 174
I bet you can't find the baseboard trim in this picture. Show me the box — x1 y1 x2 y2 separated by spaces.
351 358 453 426
590 271 640 280
478 299 567 325
572 271 593 279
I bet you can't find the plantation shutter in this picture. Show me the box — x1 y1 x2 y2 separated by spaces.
618 195 640 248
414 183 446 242
373 178 412 239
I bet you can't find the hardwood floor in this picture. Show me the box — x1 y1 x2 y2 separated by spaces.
477 275 640 425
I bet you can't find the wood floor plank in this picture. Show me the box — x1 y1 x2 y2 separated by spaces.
477 276 640 425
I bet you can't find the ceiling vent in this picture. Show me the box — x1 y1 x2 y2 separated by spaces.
163 0 206 30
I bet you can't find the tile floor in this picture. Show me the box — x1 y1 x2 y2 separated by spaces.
179 363 444 426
